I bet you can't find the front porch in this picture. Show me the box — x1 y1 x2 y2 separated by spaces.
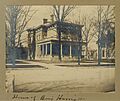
35 40 86 62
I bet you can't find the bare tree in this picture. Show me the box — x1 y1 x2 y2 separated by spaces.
72 6 115 63
53 5 75 22
6 6 36 67
92 5 115 65
52 5 75 61
101 6 115 59
80 15 97 60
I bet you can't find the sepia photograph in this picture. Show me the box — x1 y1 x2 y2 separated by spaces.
5 5 115 93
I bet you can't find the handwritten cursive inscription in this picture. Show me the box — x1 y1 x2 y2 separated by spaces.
12 94 86 101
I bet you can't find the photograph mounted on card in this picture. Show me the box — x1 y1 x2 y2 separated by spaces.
5 5 115 93
0 0 119 101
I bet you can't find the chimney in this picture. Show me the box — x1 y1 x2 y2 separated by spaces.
43 18 48 24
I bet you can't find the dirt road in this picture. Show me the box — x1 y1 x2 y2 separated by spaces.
6 63 115 92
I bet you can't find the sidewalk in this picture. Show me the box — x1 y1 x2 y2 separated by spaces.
16 59 115 69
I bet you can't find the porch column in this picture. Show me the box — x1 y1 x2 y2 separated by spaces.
70 44 72 58
39 45 41 56
35 45 38 58
50 43 52 56
46 44 47 56
42 44 44 56
105 48 107 58
36 45 40 58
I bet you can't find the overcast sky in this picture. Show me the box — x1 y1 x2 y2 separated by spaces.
27 6 98 28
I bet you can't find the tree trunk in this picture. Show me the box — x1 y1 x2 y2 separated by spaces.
28 33 32 60
78 42 82 65
11 13 16 67
85 42 88 60
98 40 102 65
57 22 61 61
32 30 36 59
106 29 111 62
98 6 102 66
78 28 82 65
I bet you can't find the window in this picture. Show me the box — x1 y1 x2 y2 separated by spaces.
47 44 50 55
102 49 105 57
62 44 70 56
72 45 78 56
43 44 46 55
40 45 42 55
52 43 59 55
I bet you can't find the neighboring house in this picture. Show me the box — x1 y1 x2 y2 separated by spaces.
86 22 115 62
101 24 115 60
96 22 115 61
27 18 86 62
